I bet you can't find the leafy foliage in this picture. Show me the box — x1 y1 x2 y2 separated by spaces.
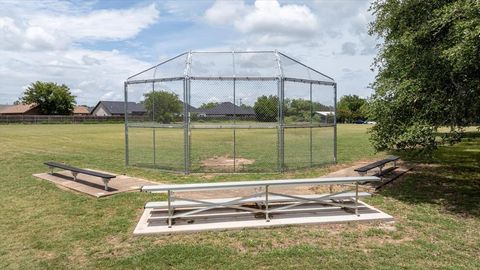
368 0 480 151
199 102 219 109
143 91 182 123
254 95 333 122
284 98 332 122
254 95 278 122
20 81 76 115
337 95 368 123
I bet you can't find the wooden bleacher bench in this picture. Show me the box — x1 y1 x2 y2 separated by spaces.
354 156 400 177
142 176 380 228
44 161 116 191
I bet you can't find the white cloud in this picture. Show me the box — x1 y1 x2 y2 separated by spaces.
204 0 249 25
100 91 116 100
236 1 317 35
30 4 159 42
0 4 159 51
0 48 152 104
0 2 160 104
204 0 319 45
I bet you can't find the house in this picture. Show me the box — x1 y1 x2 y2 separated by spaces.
73 106 90 115
194 102 255 119
315 111 335 124
90 101 146 116
0 104 40 115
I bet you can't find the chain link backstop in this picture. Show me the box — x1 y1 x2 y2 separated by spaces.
124 51 336 173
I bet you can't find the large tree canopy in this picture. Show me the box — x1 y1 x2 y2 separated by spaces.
254 95 278 122
143 91 182 123
20 81 76 115
369 0 480 151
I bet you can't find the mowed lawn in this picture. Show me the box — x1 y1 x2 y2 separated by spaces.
0 124 479 269
128 126 338 172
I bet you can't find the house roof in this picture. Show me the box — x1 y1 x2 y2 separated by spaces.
198 102 255 115
0 103 37 114
181 101 197 112
0 104 12 112
93 101 146 115
73 106 90 114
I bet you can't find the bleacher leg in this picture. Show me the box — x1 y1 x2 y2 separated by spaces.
102 178 109 191
167 190 172 228
265 185 270 222
355 182 359 216
72 172 78 181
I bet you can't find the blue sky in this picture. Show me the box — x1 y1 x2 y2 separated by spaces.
0 0 378 105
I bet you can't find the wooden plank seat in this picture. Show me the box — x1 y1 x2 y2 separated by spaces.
44 161 116 191
142 176 380 228
354 156 400 176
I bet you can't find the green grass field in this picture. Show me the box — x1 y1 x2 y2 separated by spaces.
0 124 479 269
128 126 336 172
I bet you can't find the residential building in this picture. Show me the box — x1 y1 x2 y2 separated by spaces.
90 101 146 116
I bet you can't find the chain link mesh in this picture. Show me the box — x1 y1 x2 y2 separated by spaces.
125 52 336 173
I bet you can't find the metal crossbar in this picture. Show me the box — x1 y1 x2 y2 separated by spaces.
144 177 378 228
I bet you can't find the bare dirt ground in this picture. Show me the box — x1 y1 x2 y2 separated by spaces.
201 155 255 170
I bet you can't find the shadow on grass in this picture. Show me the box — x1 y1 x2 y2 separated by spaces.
381 138 480 217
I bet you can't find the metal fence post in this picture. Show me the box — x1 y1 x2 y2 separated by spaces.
233 78 236 172
124 82 129 166
183 51 192 174
333 83 338 164
232 51 236 172
152 81 156 167
279 78 285 171
310 82 313 167
274 50 285 172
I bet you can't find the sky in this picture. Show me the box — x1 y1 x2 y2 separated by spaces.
0 0 379 105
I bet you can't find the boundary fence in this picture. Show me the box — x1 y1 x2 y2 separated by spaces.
0 115 145 124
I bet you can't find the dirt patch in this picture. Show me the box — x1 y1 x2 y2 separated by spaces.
201 155 255 170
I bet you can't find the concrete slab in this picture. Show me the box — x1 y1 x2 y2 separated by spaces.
33 170 158 198
133 200 394 235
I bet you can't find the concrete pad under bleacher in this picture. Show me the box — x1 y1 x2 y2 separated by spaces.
33 170 158 198
134 200 393 235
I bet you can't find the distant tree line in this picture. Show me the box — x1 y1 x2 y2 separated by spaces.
253 95 333 122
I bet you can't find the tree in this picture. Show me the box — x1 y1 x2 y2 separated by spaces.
199 102 219 109
284 98 332 122
20 81 76 115
368 0 480 151
239 103 253 110
254 95 278 122
143 91 182 123
336 95 367 123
